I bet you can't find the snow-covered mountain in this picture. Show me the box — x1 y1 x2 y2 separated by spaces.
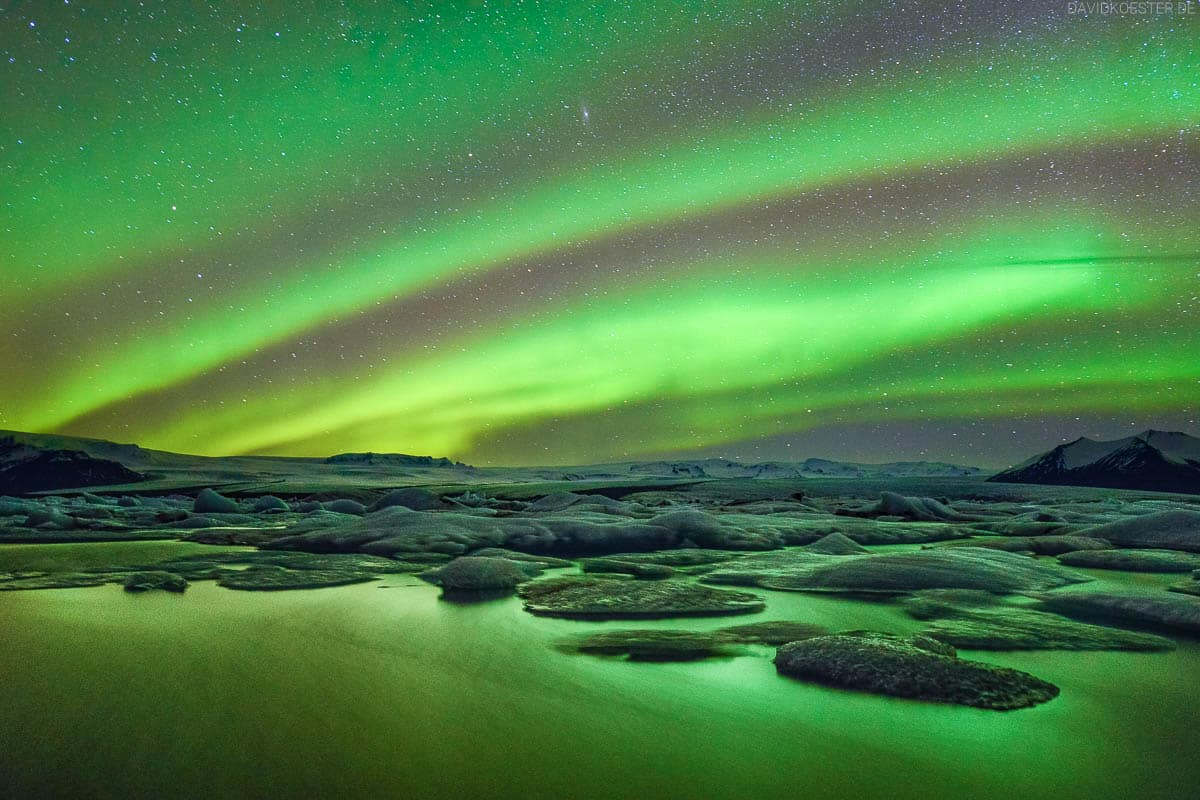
989 430 1200 494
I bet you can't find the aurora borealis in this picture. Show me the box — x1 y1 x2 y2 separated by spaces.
1 1 1197 466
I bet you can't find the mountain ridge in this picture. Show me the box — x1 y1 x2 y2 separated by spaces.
0 429 986 493
990 430 1200 494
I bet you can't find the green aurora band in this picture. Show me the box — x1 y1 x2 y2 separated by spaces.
1 1 1197 465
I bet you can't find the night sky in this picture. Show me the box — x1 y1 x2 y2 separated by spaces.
1 1 1197 467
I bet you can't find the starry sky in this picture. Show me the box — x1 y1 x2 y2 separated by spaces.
1 1 1197 467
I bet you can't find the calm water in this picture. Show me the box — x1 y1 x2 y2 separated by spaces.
0 542 1196 800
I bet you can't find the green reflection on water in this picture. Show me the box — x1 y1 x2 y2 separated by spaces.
0 544 1195 800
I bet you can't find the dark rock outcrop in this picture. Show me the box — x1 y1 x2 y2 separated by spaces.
252 495 290 513
580 557 674 579
324 499 367 515
938 536 1110 556
518 576 765 618
570 630 739 661
773 633 1060 710
1080 510 1200 553
325 452 467 468
700 550 837 587
573 549 737 567
804 532 869 555
20 508 78 530
122 571 188 593
1058 548 1200 573
168 550 417 573
367 488 448 512
0 437 145 494
903 590 1174 651
193 489 240 514
420 556 537 592
565 620 829 661
0 571 111 590
836 492 973 522
1038 590 1200 634
467 548 574 568
716 547 1088 595
266 506 786 559
216 565 379 591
